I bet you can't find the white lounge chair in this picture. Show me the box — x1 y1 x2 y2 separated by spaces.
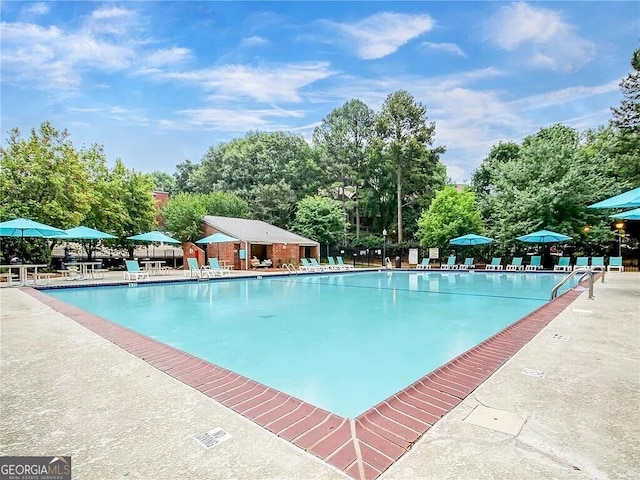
205 258 231 276
506 257 524 270
607 257 624 272
485 257 503 270
525 256 543 271
184 257 203 278
124 260 150 281
573 257 588 271
441 256 457 269
416 258 431 269
554 257 571 271
336 256 354 270
458 257 475 269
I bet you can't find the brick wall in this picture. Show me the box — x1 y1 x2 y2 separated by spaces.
271 243 300 267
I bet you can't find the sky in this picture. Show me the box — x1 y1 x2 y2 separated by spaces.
1 1 638 183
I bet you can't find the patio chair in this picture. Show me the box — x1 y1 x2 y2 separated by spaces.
299 258 316 272
184 257 203 278
206 258 231 276
441 255 457 269
506 257 524 270
124 260 150 281
607 257 624 272
336 256 355 270
485 257 503 270
573 257 589 271
327 257 341 270
416 258 431 269
590 257 605 271
553 257 571 272
310 258 330 271
525 256 543 271
458 257 475 269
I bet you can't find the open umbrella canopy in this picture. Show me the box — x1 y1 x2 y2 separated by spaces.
517 229 572 243
588 187 640 209
0 218 65 238
195 232 238 244
609 208 640 221
50 226 117 240
449 233 493 246
128 231 181 243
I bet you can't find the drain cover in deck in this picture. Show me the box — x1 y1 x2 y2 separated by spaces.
464 405 526 436
195 427 232 449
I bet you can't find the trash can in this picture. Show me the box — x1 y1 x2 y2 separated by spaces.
395 256 401 268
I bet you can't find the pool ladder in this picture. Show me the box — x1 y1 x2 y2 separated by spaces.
550 267 604 300
284 263 298 274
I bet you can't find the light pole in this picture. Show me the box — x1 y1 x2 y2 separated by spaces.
615 221 625 257
382 228 387 267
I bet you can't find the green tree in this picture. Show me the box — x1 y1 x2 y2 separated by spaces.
0 122 92 261
610 46 640 186
149 171 177 195
201 191 250 219
107 160 158 257
161 192 206 242
417 186 484 249
375 90 445 243
611 47 640 132
474 125 621 253
0 122 90 227
194 131 320 227
162 191 250 242
291 195 348 246
313 99 375 240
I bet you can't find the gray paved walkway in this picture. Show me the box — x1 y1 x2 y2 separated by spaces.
1 272 638 479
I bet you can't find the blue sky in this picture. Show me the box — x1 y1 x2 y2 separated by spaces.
1 1 637 183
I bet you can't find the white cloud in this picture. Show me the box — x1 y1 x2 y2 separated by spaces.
0 6 149 90
90 7 136 20
484 2 596 72
158 62 335 103
144 47 192 67
175 107 305 131
331 12 434 60
24 3 50 16
421 42 466 57
240 36 269 47
513 80 620 111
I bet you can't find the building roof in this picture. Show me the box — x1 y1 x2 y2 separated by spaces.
203 216 319 246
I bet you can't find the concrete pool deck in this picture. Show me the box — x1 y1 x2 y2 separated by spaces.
1 271 638 479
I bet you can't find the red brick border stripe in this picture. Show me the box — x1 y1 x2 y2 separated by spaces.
25 282 582 480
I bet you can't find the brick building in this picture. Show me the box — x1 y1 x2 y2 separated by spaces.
197 216 319 270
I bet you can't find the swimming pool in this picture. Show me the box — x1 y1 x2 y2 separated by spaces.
42 271 576 418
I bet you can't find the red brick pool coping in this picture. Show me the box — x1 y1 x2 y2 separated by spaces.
25 285 583 480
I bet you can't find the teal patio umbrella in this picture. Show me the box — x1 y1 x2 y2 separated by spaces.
449 234 493 246
609 208 640 221
0 218 65 238
196 232 239 258
0 218 66 260
517 230 572 269
50 226 117 260
588 187 640 209
128 231 181 267
58 226 117 240
127 231 181 243
516 230 572 243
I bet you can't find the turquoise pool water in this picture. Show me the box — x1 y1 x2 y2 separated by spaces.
43 271 576 418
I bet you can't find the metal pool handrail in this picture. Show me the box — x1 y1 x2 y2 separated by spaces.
551 267 595 300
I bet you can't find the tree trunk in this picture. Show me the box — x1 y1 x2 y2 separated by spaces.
355 187 360 239
396 160 403 243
